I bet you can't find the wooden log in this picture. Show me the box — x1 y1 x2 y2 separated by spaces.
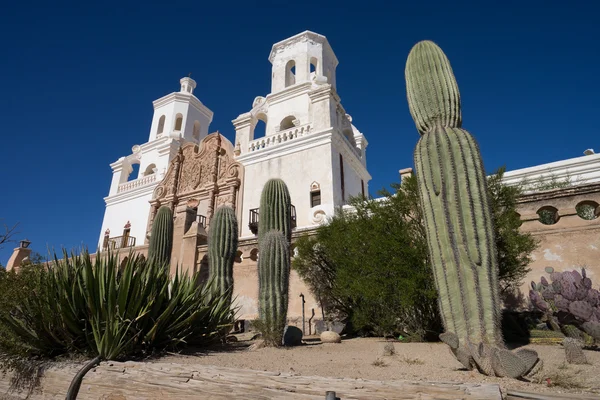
0 361 503 399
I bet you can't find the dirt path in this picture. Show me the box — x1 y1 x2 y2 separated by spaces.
161 337 600 398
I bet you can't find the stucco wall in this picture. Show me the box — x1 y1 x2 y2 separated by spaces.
515 183 600 308
238 138 335 237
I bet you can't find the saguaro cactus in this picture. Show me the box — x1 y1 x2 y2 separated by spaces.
148 205 173 267
258 178 292 244
405 40 540 378
258 230 291 346
208 206 239 304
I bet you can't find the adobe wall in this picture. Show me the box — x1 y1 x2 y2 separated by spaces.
515 183 600 308
195 230 324 331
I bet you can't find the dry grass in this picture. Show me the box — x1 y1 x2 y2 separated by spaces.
534 367 586 390
401 356 424 365
371 358 387 367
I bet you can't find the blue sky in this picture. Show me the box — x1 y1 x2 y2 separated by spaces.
1 0 598 263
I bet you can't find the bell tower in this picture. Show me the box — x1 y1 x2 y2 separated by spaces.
147 77 213 144
98 76 214 251
232 31 371 238
269 31 338 94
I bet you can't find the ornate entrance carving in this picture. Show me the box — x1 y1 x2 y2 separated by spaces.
145 133 243 269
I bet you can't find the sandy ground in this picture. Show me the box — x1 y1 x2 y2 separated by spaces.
160 336 600 397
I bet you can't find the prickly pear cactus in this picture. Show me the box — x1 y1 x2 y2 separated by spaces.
530 266 600 359
148 206 173 267
208 206 239 305
405 40 540 378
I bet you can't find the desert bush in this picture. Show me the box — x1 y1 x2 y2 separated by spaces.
294 174 440 340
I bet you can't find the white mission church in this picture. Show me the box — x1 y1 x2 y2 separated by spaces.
94 30 600 324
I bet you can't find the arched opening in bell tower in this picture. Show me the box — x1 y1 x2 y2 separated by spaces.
174 114 183 131
253 113 268 139
285 60 296 87
280 115 296 131
157 115 166 136
193 121 201 142
310 57 318 80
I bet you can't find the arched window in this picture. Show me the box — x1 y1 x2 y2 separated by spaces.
193 121 200 141
157 115 166 136
537 206 559 225
127 162 140 181
253 113 267 139
143 163 157 176
285 60 296 87
279 115 296 131
343 128 356 147
310 182 321 208
174 113 183 131
310 57 318 79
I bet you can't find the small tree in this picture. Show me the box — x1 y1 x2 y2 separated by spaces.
294 175 440 340
487 166 539 295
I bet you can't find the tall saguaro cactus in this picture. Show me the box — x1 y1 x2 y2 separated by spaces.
258 178 292 244
405 41 540 378
258 230 291 346
148 205 173 267
208 206 239 305
256 178 292 346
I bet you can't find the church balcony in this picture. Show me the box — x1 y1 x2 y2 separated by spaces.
196 214 207 229
248 205 297 235
117 174 157 193
247 124 312 153
103 235 136 250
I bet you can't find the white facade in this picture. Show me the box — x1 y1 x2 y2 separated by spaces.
233 31 371 238
98 78 214 249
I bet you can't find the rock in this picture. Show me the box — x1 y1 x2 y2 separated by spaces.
321 330 341 344
248 340 265 351
283 326 303 346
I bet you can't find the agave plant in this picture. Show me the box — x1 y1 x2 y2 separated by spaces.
0 248 235 398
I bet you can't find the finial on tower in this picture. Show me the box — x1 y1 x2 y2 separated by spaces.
180 76 196 94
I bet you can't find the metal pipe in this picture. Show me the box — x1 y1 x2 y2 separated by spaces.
299 293 306 334
325 391 337 400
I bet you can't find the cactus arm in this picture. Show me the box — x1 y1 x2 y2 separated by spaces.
208 206 238 304
148 206 174 267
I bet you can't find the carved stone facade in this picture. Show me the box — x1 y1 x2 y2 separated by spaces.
146 132 243 275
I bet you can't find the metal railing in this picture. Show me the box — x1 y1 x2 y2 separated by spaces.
103 235 136 250
248 205 297 235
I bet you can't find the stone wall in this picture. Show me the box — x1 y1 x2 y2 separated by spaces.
196 229 323 331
